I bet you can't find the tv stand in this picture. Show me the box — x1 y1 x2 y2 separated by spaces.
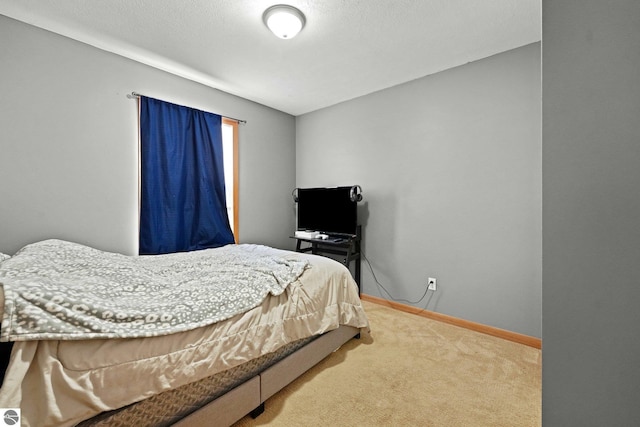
292 226 362 294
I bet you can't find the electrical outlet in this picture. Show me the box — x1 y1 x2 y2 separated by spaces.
428 277 437 291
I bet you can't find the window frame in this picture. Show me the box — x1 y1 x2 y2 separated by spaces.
222 118 239 242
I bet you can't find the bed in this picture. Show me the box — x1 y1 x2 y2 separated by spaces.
0 239 369 426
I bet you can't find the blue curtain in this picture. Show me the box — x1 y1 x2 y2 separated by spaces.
139 96 234 255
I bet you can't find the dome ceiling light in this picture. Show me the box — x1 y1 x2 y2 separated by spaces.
262 4 306 39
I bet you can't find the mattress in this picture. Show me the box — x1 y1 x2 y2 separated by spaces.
0 246 369 427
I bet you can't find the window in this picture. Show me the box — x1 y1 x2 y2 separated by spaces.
222 118 239 242
138 97 234 253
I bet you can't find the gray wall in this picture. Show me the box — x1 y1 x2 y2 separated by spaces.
296 43 542 337
0 15 296 256
542 1 640 425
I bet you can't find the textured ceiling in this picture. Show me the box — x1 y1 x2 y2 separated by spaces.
0 0 541 116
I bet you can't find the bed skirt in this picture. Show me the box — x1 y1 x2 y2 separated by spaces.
77 337 315 426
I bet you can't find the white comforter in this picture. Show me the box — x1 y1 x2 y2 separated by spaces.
0 244 369 427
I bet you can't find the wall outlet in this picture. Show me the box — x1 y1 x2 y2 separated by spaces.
428 277 437 291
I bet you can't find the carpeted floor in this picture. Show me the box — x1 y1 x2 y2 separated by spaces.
233 300 541 426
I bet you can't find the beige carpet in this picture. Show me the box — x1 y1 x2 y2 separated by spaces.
233 300 541 426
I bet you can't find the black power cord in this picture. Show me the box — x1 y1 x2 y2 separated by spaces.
360 250 432 305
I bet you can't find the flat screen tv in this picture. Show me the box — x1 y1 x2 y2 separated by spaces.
297 186 358 236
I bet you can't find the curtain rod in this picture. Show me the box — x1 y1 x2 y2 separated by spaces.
128 92 247 124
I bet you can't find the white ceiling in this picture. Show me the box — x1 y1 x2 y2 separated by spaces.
0 0 541 116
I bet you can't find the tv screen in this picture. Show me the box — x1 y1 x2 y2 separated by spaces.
297 186 357 236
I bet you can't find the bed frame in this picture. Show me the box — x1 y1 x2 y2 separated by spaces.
173 325 361 427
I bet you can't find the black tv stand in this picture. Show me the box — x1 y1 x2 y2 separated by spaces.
292 226 362 294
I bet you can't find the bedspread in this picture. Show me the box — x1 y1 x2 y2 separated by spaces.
0 247 369 427
0 240 309 342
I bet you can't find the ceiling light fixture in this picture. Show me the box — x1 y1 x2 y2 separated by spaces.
263 4 306 39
